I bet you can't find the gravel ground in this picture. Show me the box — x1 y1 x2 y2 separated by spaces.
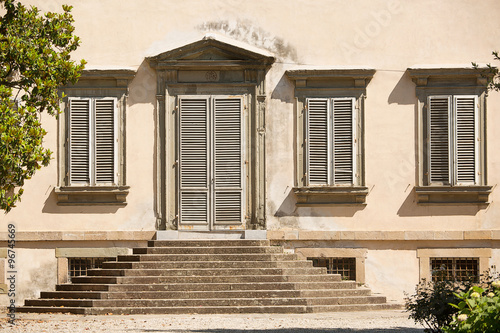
0 310 424 332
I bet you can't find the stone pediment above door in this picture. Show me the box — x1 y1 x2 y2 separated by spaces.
147 34 275 72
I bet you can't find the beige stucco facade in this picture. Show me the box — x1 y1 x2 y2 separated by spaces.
1 0 500 304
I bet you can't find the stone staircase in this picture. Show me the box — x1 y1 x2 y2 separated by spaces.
19 240 399 314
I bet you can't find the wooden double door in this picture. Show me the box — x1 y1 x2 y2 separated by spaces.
177 95 246 231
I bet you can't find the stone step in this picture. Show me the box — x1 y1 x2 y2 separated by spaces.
17 306 88 315
103 260 314 270
25 296 387 308
148 240 270 247
19 238 396 315
70 274 342 285
18 303 402 315
56 284 110 292
17 305 309 315
117 253 298 262
86 267 328 277
133 246 282 255
41 291 104 299
42 288 371 300
308 303 403 313
58 281 357 292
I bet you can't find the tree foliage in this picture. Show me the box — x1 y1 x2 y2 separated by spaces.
0 0 85 212
473 51 500 91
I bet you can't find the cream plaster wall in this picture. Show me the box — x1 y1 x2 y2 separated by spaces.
1 0 500 234
365 249 419 302
12 249 57 307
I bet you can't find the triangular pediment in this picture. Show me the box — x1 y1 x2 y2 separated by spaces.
147 34 275 70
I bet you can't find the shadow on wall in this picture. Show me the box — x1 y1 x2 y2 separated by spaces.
271 72 295 104
127 60 157 106
397 188 482 217
388 71 416 105
274 189 366 218
42 188 121 214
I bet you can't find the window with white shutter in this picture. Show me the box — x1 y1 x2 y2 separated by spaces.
178 95 244 230
56 69 133 205
68 97 118 186
408 66 491 205
286 68 374 205
306 97 356 186
427 95 478 186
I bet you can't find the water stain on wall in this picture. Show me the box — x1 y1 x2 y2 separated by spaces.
23 262 56 301
198 20 298 62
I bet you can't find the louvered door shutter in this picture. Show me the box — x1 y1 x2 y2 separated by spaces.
428 96 451 184
454 96 478 185
306 99 329 185
178 98 209 227
94 99 117 185
332 98 355 185
213 97 243 226
69 98 91 185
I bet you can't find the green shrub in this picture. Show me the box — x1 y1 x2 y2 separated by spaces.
405 279 472 333
443 282 500 333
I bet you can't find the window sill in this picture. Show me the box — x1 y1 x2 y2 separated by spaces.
293 186 369 205
415 186 492 204
55 186 130 206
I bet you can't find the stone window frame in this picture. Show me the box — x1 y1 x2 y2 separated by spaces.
295 247 367 284
408 66 493 204
416 248 491 282
147 36 275 231
56 69 135 205
55 247 130 284
286 69 375 205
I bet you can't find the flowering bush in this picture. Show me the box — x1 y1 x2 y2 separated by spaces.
443 282 500 333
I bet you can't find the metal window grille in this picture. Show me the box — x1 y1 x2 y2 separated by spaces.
431 257 479 282
308 257 356 281
68 257 113 281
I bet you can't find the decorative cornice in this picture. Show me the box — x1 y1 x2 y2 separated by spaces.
268 230 500 241
407 66 493 87
62 69 137 90
414 186 492 204
286 68 376 89
79 69 137 81
293 186 369 205
0 230 156 242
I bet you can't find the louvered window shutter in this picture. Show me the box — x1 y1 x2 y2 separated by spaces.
332 98 355 185
94 99 117 185
454 96 478 185
69 98 91 185
306 99 329 185
178 98 209 226
428 96 451 185
213 97 243 224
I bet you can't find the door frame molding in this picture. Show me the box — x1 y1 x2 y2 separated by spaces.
147 36 274 231
177 95 246 231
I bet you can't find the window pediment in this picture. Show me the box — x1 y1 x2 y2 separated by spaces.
147 34 275 71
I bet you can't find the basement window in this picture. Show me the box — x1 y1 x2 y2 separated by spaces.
68 257 114 281
308 257 356 281
431 257 479 282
